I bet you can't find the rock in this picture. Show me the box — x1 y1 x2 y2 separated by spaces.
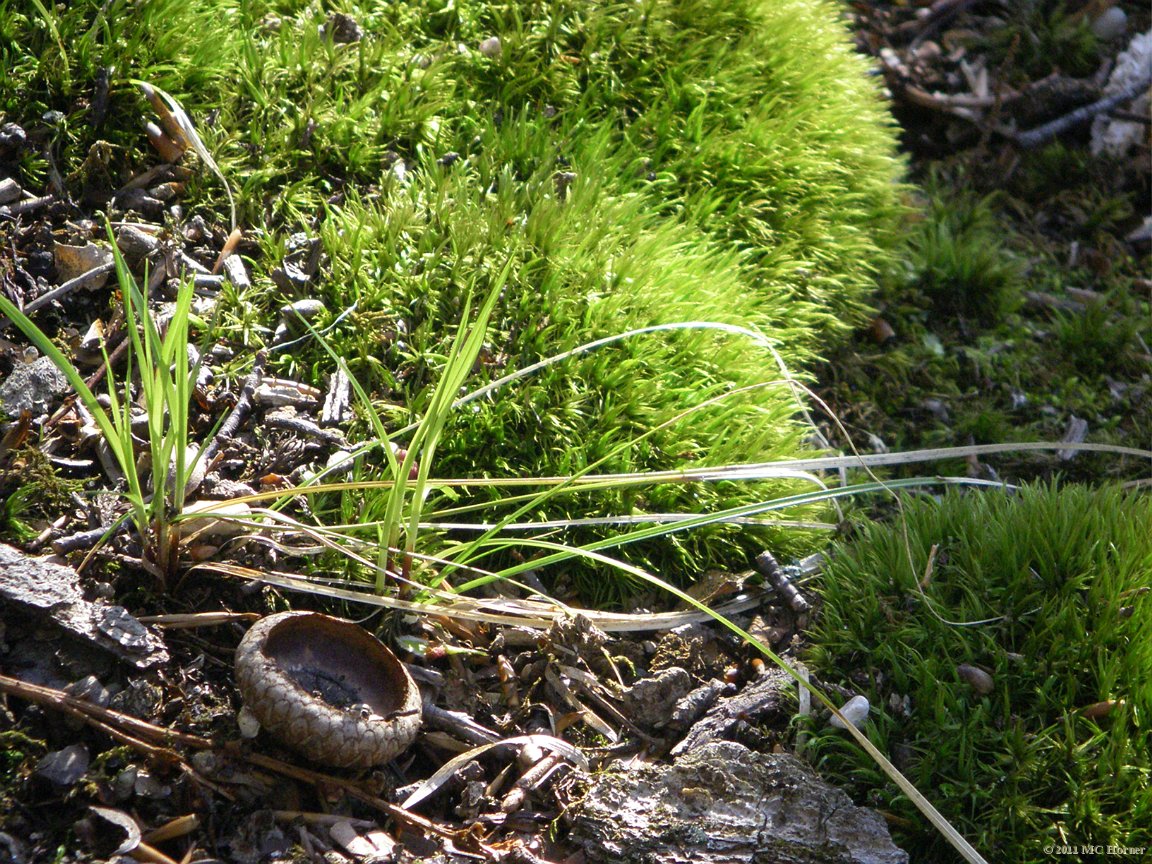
1090 7 1127 41
570 740 908 864
54 242 114 285
957 664 994 695
830 695 870 730
34 745 90 787
0 355 69 417
479 36 502 57
0 177 21 205
0 122 27 154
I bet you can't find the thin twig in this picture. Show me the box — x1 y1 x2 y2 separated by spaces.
0 194 53 217
1014 75 1152 149
0 262 116 333
52 522 126 555
0 672 473 851
201 350 266 463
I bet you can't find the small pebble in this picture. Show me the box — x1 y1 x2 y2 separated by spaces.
829 694 870 730
34 745 89 786
957 663 994 695
238 705 261 738
479 36 502 57
1090 7 1127 41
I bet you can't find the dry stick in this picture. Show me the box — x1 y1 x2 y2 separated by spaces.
0 672 470 850
263 412 345 445
201 350 266 464
0 262 116 333
500 751 563 814
0 193 53 217
753 550 812 615
83 330 132 390
1014 74 1152 150
53 522 127 555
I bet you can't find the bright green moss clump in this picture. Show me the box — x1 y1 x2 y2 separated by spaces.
0 0 905 592
806 484 1152 862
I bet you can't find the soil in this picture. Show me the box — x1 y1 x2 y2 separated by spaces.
0 3 1148 863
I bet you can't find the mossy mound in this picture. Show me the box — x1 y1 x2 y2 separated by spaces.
1 0 905 591
805 483 1152 862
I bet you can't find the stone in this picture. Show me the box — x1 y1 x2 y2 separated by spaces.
0 355 69 417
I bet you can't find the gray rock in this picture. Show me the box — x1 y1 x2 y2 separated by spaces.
0 355 69 417
570 740 907 864
34 744 89 786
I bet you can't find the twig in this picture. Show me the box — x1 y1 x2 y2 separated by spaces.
52 522 126 555
264 412 345 446
500 751 564 813
1014 75 1152 149
201 350 266 463
0 193 54 217
753 550 812 614
0 672 474 852
82 332 132 390
0 262 117 333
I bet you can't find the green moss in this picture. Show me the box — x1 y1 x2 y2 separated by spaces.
805 484 1152 862
906 177 1023 323
0 448 83 543
986 2 1102 81
2 0 908 596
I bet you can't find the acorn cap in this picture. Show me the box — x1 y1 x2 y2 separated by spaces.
234 611 422 768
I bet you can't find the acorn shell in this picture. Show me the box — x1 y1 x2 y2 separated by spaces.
234 611 422 768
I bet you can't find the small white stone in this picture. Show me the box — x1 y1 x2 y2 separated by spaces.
182 499 253 538
829 695 870 730
479 36 502 57
238 704 261 738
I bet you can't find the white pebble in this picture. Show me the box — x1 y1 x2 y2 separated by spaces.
829 695 870 730
238 705 261 738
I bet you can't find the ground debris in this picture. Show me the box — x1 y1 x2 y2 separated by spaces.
0 543 168 669
569 740 907 864
670 665 792 757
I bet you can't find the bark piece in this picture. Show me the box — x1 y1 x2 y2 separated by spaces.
570 740 907 864
620 666 693 732
321 367 352 426
0 544 168 669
